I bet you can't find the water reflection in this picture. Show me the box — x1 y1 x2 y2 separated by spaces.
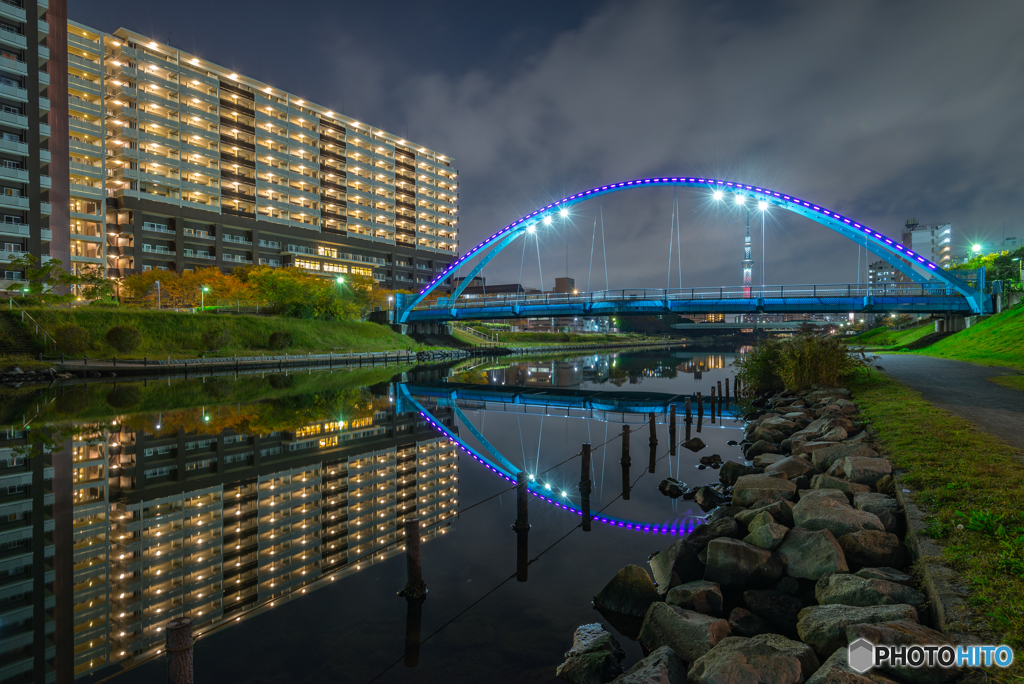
0 345 746 683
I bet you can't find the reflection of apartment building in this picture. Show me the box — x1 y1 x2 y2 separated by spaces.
0 406 458 681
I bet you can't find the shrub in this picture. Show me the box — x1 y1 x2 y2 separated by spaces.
268 331 293 350
105 325 143 353
733 338 785 395
735 334 873 394
105 385 142 409
53 323 91 355
201 327 232 350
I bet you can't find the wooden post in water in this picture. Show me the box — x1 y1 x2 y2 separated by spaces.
403 596 424 667
513 472 530 532
399 518 427 600
735 377 742 399
648 443 657 474
580 443 592 532
165 617 194 684
516 527 529 582
648 412 657 447
725 378 731 406
669 404 677 446
711 386 717 424
685 397 692 424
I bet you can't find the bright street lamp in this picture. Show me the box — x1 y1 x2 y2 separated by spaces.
734 194 745 206
543 215 553 226
559 208 569 218
336 276 345 284
972 244 982 253
200 286 209 309
758 200 768 211
712 190 723 201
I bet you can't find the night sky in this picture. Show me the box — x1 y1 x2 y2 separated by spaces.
73 0 1024 291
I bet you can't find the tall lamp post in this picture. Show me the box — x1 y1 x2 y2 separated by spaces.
200 286 209 310
1013 257 1022 290
155 280 161 310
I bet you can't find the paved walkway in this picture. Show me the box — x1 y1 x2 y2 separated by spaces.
877 354 1024 451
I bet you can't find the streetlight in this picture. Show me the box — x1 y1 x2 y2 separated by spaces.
200 285 209 310
972 244 982 254
336 276 345 284
1014 257 1022 289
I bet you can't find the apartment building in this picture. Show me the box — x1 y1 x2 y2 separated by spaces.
867 259 901 286
94 27 457 289
901 219 952 269
0 405 459 682
0 0 69 288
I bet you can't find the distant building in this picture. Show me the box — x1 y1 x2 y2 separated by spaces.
553 276 576 294
902 219 952 268
868 259 901 285
962 236 1021 260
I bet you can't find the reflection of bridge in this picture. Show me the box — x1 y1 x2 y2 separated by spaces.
397 383 713 534
394 176 989 325
671 321 833 332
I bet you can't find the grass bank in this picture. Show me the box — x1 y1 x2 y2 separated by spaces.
850 370 1024 663
11 308 423 358
911 304 1024 371
847 321 937 349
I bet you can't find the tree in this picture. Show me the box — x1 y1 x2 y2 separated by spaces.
950 247 1024 291
5 254 78 304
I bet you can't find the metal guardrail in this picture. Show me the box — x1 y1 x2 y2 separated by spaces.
7 297 56 348
420 283 961 311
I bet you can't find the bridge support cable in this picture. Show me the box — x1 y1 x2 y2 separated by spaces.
675 191 683 290
535 237 544 294
600 202 609 291
666 193 675 290
587 208 598 293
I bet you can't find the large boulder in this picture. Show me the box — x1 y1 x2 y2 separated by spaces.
777 528 848 580
637 603 730 664
648 517 740 591
727 607 774 637
793 495 886 537
797 604 918 659
703 538 783 589
855 567 913 586
735 499 796 526
611 646 686 684
694 487 727 512
593 565 660 618
854 492 900 534
760 415 800 434
820 426 849 442
844 457 893 486
751 426 785 444
743 588 808 634
752 453 786 467
688 635 818 684
744 521 789 551
838 531 905 569
811 443 879 471
815 573 926 608
555 623 625 684
846 620 961 684
792 440 840 457
658 478 686 498
765 455 818 480
732 474 797 507
665 580 723 615
745 440 779 459
810 474 871 501
719 460 762 486
799 489 849 504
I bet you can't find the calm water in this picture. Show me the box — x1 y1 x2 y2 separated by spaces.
1 345 746 684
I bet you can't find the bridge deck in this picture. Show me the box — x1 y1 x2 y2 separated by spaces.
401 284 974 322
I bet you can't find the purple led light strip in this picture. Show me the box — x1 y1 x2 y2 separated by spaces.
419 177 942 295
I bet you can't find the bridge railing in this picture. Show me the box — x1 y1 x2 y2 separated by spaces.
420 283 956 311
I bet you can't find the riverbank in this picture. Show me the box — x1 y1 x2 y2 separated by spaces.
0 338 677 385
555 381 1013 682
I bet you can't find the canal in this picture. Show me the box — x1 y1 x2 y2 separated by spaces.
1 345 747 683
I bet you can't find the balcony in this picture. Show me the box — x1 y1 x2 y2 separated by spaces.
0 165 27 183
222 234 252 246
0 194 28 210
0 82 27 103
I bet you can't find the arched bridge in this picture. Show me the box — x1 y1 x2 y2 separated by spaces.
394 177 988 324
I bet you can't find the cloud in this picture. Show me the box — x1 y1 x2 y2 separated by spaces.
326 0 1024 288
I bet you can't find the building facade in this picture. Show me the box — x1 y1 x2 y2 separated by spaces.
0 0 69 289
5 19 458 292
901 219 952 269
867 259 901 285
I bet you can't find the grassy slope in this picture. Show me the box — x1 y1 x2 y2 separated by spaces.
913 304 1024 370
850 370 1024 666
847 322 937 349
16 308 422 358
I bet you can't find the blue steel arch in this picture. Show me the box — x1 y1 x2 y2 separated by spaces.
397 177 982 322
